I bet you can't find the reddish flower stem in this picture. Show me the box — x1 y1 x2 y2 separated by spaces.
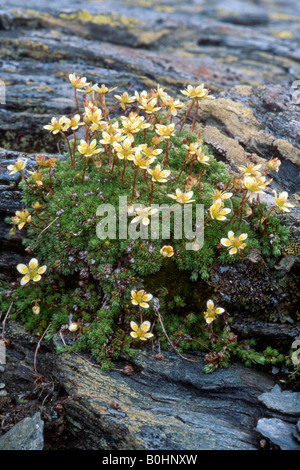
260 206 275 238
163 139 169 168
149 181 154 205
191 99 199 132
178 101 194 132
74 89 81 117
122 159 127 185
132 167 139 200
188 158 196 176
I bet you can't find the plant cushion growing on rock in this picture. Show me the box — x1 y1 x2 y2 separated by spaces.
1 76 298 373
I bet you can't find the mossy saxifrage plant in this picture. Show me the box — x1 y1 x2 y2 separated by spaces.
2 76 295 372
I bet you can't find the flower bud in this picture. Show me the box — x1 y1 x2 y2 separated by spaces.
32 304 40 315
69 322 79 332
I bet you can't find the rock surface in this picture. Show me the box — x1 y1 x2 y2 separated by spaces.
1 0 300 451
0 411 44 450
258 384 300 416
256 417 300 450
0 321 298 450
0 322 277 450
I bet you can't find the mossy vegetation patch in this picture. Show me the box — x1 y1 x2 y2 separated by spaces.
1 77 297 372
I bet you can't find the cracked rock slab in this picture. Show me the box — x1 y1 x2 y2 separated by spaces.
0 412 44 450
258 384 300 416
256 418 300 450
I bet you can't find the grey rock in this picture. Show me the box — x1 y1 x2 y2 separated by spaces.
1 322 278 450
256 418 300 450
258 385 300 416
0 412 44 450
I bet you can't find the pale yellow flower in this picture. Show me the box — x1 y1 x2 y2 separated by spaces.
243 175 271 202
212 190 233 203
161 95 185 116
114 91 136 110
273 190 293 212
209 199 231 221
69 73 89 90
160 245 174 257
148 164 170 182
239 163 262 177
7 158 27 174
196 149 210 165
131 207 158 226
155 123 176 139
43 116 68 134
69 114 84 130
138 144 163 159
134 90 149 103
78 83 94 94
152 84 167 101
92 83 117 95
167 189 195 204
130 321 153 340
78 139 102 158
121 113 150 139
221 231 247 255
138 97 161 114
84 107 106 132
113 138 136 160
266 158 281 172
133 151 156 169
203 299 224 324
12 209 31 230
131 290 153 309
181 84 214 101
17 258 47 286
101 131 125 146
184 140 202 155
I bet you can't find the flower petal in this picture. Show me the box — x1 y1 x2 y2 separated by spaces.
130 321 138 331
140 302 149 308
215 308 225 314
130 332 138 338
239 233 248 241
221 238 230 247
21 276 30 286
142 217 150 226
38 266 47 274
29 258 38 269
143 294 153 301
141 321 151 332
17 264 28 274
